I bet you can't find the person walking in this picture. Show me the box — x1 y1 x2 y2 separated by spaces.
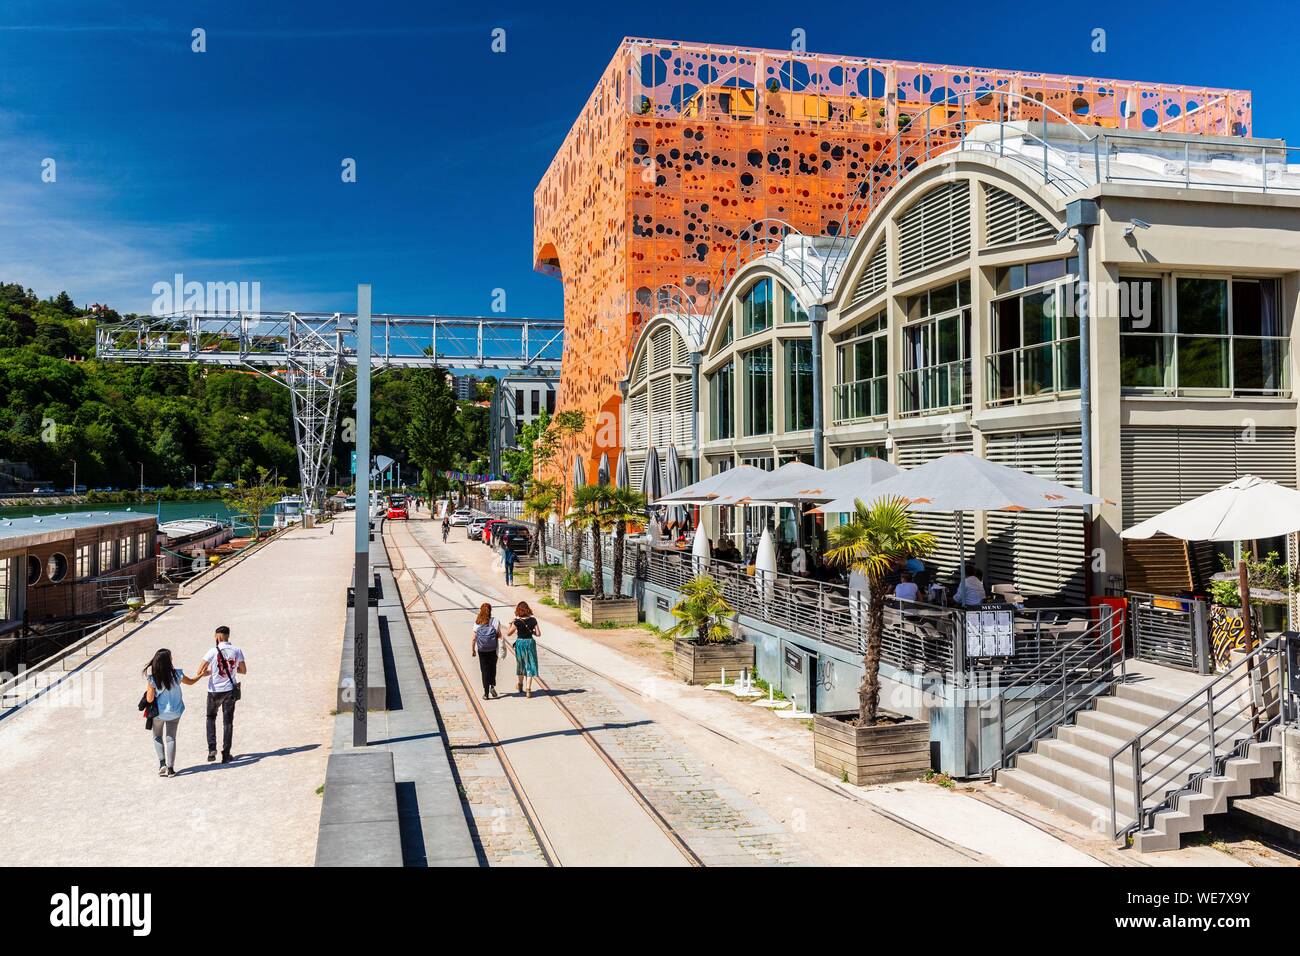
470 603 502 700
506 601 541 698
194 625 246 764
502 543 516 586
143 648 200 777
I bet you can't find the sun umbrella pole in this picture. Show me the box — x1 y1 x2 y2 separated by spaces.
1239 554 1259 731
957 510 967 607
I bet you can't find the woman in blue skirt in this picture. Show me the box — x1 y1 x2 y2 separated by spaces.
507 600 541 697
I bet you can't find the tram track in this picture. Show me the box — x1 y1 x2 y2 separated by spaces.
387 520 703 868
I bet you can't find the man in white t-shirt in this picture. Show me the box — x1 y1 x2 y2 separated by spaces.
893 571 920 603
953 568 987 608
195 625 247 764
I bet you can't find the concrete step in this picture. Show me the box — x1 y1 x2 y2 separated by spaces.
1094 693 1177 728
1058 723 1131 759
1015 751 1130 813
1114 680 1192 712
997 765 1125 832
1075 708 1149 741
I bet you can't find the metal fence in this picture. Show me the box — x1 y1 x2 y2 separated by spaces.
1128 591 1211 674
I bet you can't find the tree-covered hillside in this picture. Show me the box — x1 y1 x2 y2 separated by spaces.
0 283 490 490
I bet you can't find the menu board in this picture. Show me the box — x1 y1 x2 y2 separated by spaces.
965 609 1015 658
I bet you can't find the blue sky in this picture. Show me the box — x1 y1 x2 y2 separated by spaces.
0 0 1295 318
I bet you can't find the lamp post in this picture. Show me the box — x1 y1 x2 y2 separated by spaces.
138 461 144 494
353 285 372 748
69 459 76 496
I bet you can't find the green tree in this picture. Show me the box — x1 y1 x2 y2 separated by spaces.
604 486 647 599
522 479 560 559
825 496 935 726
405 367 460 509
222 468 284 538
567 483 610 598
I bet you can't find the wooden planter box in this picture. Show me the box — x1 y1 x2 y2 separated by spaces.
529 565 563 588
673 639 754 685
813 711 931 786
550 579 592 608
580 595 638 626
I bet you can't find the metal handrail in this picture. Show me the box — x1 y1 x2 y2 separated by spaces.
1107 634 1286 840
980 605 1122 774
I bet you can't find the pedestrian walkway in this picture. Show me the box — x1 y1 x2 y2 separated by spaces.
0 517 354 866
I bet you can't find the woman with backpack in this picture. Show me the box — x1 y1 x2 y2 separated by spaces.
506 600 541 698
470 602 503 700
142 648 200 777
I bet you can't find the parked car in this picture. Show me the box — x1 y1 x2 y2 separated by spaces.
482 518 508 543
499 524 532 555
449 509 473 526
386 501 409 520
467 516 490 540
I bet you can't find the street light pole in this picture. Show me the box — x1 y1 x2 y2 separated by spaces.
353 284 372 748
138 461 144 493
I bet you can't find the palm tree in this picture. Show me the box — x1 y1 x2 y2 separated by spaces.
668 575 734 644
567 483 609 598
603 486 647 599
523 480 559 559
825 496 935 727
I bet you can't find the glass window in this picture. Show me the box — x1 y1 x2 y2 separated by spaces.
988 276 1080 404
742 345 773 435
0 557 10 619
784 339 814 431
1122 275 1287 396
137 532 149 561
782 290 808 324
709 361 734 440
741 279 773 336
834 311 889 423
900 290 971 415
100 539 114 573
76 544 92 579
119 537 131 567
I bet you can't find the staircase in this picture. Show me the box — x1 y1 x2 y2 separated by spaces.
997 637 1289 852
1122 536 1194 595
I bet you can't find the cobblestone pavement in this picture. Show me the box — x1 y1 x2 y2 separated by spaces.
393 556 548 866
542 659 816 866
398 521 818 866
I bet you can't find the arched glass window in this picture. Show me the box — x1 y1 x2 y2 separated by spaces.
741 279 772 336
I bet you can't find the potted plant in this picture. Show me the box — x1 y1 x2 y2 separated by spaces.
551 569 593 608
528 562 565 588
818 496 936 785
668 574 752 684
570 483 646 625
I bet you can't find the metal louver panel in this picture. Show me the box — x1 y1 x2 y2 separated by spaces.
1121 426 1297 526
894 436 975 579
628 457 645 491
672 329 687 366
851 241 888 306
984 185 1055 247
985 430 1086 603
649 378 673 447
651 328 672 372
631 351 647 385
627 392 648 449
897 180 970 279
672 374 692 446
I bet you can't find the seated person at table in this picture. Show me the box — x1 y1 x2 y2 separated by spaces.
953 568 986 607
905 557 930 592
893 571 919 603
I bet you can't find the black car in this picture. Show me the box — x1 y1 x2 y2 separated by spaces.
499 524 532 555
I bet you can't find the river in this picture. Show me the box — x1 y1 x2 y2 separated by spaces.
0 499 266 535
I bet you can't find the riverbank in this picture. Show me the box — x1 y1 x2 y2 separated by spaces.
0 487 237 509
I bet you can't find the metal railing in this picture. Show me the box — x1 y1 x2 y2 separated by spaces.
981 606 1123 774
897 360 971 417
1107 634 1289 840
984 339 1081 406
832 376 888 423
1128 591 1210 674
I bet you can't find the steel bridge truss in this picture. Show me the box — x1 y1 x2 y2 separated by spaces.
95 311 564 511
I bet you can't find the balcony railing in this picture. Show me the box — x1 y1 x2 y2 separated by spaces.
985 339 1081 406
897 360 971 417
832 376 888 423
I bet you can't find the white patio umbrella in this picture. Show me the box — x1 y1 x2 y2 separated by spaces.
774 455 900 505
480 478 513 492
615 450 630 490
572 454 587 491
815 453 1101 600
597 452 611 486
691 521 712 572
1120 475 1300 541
1121 475 1300 642
754 525 776 601
642 446 663 539
657 464 765 505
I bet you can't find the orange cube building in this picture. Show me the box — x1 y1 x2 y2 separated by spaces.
533 37 1251 482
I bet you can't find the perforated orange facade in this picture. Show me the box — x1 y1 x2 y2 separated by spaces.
533 37 1251 482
